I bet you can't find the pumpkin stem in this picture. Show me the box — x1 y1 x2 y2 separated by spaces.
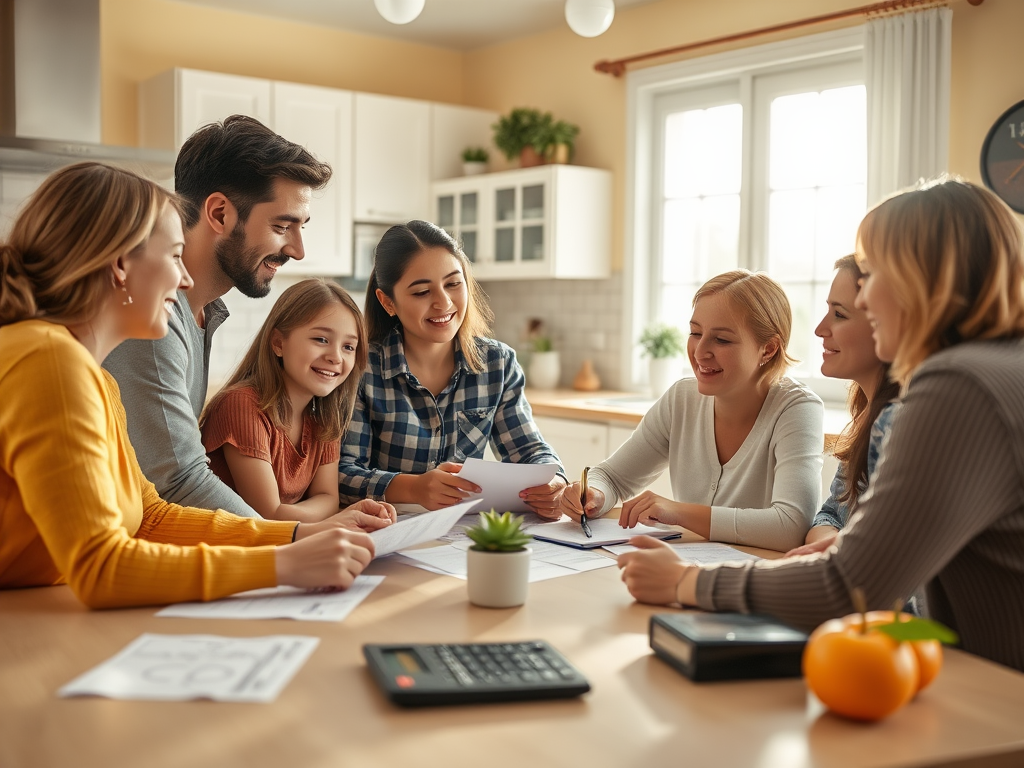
893 598 904 621
852 587 867 635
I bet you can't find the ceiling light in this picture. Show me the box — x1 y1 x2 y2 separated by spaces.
374 0 425 25
565 0 615 38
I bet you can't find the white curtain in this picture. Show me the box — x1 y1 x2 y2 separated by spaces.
865 7 952 207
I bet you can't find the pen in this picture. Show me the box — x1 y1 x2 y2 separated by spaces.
580 466 593 538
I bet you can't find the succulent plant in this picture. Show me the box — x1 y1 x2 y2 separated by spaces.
465 510 532 552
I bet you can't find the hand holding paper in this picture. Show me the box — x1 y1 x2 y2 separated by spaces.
455 458 559 514
370 499 483 557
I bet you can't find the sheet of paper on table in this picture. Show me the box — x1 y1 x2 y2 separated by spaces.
156 576 384 622
396 538 617 582
603 541 763 565
371 498 482 556
59 634 319 703
439 509 552 545
455 457 559 513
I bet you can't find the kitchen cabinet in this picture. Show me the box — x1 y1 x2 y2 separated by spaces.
353 93 430 223
432 165 611 280
430 103 498 182
138 69 353 276
534 416 673 498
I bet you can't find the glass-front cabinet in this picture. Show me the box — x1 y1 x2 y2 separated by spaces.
432 165 611 280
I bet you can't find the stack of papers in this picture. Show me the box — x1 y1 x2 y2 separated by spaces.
524 517 682 550
370 499 482 556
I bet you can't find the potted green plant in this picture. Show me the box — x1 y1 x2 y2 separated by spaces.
465 510 533 608
526 318 559 389
639 323 687 398
493 107 548 168
461 146 489 176
541 119 580 164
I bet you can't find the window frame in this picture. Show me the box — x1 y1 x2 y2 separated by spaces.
623 26 865 403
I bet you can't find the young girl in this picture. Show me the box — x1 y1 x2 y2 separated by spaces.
787 255 901 556
0 163 378 609
202 279 395 525
618 178 1024 672
559 270 824 553
337 220 567 515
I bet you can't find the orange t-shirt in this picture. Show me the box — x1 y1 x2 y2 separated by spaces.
202 387 341 504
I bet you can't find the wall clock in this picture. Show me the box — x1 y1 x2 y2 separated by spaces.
980 99 1024 214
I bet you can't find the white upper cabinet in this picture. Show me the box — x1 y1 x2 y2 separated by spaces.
433 165 611 281
429 104 498 181
272 82 354 277
353 93 431 224
138 69 353 276
138 69 271 151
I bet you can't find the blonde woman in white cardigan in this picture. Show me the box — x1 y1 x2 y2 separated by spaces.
558 271 823 553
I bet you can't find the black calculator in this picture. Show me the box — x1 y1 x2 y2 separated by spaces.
363 640 591 707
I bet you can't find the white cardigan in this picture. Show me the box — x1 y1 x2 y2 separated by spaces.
588 376 823 552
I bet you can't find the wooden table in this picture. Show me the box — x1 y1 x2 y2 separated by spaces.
3 554 1024 768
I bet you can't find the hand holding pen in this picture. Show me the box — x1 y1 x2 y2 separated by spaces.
555 473 606 524
579 467 593 538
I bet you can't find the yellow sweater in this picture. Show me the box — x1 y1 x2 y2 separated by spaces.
0 320 296 608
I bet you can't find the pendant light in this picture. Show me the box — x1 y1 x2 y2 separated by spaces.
564 0 615 38
374 0 425 25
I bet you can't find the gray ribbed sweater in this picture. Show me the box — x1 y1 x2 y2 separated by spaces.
698 339 1024 671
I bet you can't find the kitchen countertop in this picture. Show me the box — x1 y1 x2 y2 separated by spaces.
525 387 849 446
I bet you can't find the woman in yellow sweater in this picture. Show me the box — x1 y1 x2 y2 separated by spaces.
0 162 387 608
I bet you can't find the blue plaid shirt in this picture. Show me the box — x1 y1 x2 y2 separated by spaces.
338 328 564 503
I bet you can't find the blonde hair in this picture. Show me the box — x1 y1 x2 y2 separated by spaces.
856 177 1024 385
692 270 797 386
0 162 183 327
201 279 366 443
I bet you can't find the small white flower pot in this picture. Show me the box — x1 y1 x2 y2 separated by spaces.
462 161 488 176
649 356 684 399
466 547 531 608
528 350 561 390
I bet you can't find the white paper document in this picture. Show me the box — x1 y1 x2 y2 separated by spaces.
456 458 559 513
439 510 552 545
397 539 617 582
59 633 319 703
156 577 384 622
524 517 682 549
603 541 763 565
371 499 482 556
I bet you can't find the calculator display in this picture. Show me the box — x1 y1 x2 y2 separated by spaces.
383 648 425 674
394 650 423 673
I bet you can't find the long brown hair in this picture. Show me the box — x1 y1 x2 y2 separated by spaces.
828 255 901 509
0 162 183 327
365 220 494 371
201 279 366 443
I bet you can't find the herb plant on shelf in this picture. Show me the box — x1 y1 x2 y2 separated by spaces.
639 323 687 399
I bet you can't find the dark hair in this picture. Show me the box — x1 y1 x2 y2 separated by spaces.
201 279 366 443
365 220 493 371
174 115 332 229
0 162 184 327
829 255 901 509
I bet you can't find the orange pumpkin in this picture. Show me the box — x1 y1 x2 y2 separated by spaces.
803 614 920 721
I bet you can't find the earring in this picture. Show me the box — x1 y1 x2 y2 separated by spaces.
119 279 133 306
311 397 318 417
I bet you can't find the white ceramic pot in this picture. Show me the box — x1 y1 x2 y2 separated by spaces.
649 356 683 399
462 161 488 176
528 350 561 390
466 547 530 608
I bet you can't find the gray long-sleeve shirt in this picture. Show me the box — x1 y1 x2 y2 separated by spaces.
103 290 259 518
698 339 1024 672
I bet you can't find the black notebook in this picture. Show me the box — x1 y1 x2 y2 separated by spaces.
650 612 808 682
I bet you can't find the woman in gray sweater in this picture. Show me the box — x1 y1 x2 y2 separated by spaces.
619 177 1024 672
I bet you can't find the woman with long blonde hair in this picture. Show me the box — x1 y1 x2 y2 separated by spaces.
619 178 1024 672
0 162 381 608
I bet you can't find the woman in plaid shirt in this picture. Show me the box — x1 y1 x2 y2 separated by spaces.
338 221 567 515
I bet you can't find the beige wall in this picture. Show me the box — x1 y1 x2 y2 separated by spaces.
463 0 1024 269
100 0 465 147
101 0 1024 267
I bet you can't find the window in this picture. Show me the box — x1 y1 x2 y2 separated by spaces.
627 28 866 403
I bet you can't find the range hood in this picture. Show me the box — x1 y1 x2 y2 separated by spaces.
0 0 175 176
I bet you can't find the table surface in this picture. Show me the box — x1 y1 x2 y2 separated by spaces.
3 545 1024 768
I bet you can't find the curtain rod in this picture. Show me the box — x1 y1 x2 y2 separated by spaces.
594 0 982 77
